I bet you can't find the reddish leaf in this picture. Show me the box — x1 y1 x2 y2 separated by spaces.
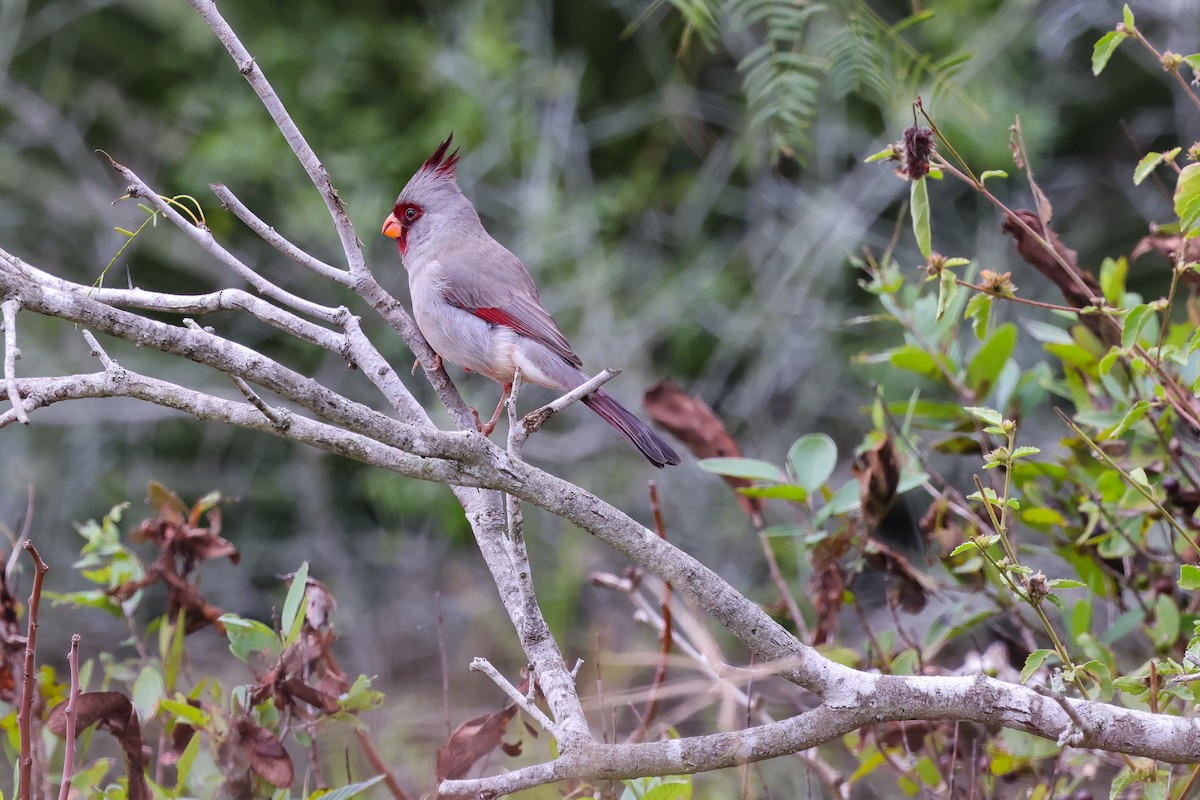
278 677 340 715
235 717 294 788
48 691 148 800
810 539 847 646
854 433 901 530
1001 209 1117 346
863 537 938 614
643 380 762 522
302 577 337 629
435 676 528 785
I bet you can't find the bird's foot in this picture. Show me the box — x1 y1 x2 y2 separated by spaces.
412 353 443 376
471 406 497 437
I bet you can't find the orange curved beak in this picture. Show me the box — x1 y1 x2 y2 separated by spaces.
381 212 402 239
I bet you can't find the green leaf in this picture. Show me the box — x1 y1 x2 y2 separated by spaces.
864 147 895 163
697 458 786 483
175 731 202 788
1175 162 1200 236
814 479 861 526
1123 4 1135 29
967 323 1017 395
1152 593 1181 647
219 614 281 662
1021 507 1065 527
911 177 931 259
161 697 211 728
963 406 1003 427
1099 257 1128 305
886 346 942 379
132 666 164 723
1121 303 1156 348
1020 649 1056 683
1047 579 1086 589
281 562 309 648
308 775 388 800
787 434 838 492
340 674 385 713
737 485 808 502
979 169 1008 183
1181 564 1200 590
1091 30 1127 75
1098 400 1151 440
1134 152 1165 185
948 541 977 558
965 293 992 340
935 267 957 321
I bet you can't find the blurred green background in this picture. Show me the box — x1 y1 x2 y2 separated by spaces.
2 0 1198 794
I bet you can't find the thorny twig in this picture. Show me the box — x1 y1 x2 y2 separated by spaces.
58 634 81 800
17 541 48 800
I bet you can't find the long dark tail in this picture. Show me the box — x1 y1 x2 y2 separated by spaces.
583 389 681 468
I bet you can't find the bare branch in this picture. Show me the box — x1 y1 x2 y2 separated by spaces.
470 657 557 735
108 159 343 322
57 634 81 800
209 183 351 285
186 0 367 277
1 300 28 425
522 368 619 436
17 541 48 800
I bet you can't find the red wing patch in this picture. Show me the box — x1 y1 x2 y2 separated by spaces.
472 307 556 350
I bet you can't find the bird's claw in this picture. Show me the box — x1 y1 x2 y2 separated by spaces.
471 406 497 437
411 353 444 376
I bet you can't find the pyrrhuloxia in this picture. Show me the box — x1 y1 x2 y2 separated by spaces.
382 135 681 468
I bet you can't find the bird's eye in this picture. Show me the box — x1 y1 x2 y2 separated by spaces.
404 207 418 221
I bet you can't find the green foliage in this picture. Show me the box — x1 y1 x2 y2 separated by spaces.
14 487 398 798
645 0 975 160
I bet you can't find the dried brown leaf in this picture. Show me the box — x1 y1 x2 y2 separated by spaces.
863 537 937 614
643 380 762 521
435 678 527 784
48 691 148 800
855 433 900 530
236 717 294 788
810 540 847 646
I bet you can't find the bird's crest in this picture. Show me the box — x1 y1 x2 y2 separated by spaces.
421 133 460 178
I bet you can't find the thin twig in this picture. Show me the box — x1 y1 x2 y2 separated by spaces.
521 368 620 436
208 184 351 285
17 541 48 800
470 657 557 735
1056 408 1200 554
187 0 369 277
1031 683 1093 745
352 727 411 800
80 330 120 374
109 159 342 323
183 319 291 428
1 300 29 425
58 635 81 800
953 279 1079 313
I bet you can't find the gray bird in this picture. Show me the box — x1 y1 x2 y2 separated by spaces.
382 135 680 467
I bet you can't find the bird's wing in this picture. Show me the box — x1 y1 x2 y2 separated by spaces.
441 240 582 367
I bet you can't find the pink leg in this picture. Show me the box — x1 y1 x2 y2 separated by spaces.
411 353 443 376
472 382 512 437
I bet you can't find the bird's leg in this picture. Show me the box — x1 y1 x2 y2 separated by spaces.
473 382 513 437
412 353 443 376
